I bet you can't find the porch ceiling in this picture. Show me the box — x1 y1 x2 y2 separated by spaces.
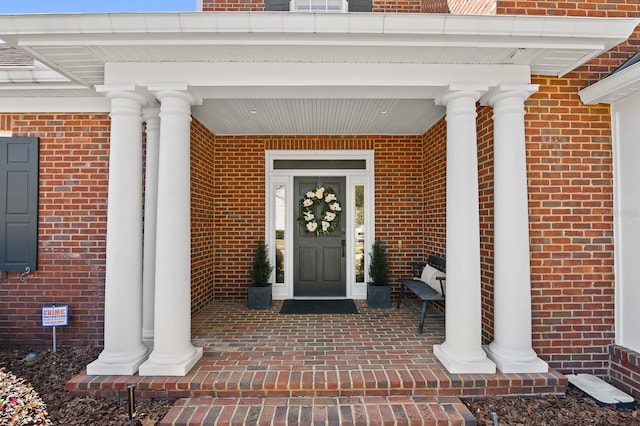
0 12 637 135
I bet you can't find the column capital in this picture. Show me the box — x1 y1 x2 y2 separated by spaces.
96 84 152 105
156 90 197 105
436 84 488 106
147 84 202 106
143 106 161 119
480 84 539 106
142 107 161 132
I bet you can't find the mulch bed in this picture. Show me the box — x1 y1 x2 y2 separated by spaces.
464 386 639 425
1 346 639 425
0 346 170 425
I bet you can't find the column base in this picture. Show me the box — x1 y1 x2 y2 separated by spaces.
434 343 496 374
86 346 149 376
138 346 203 376
484 344 549 374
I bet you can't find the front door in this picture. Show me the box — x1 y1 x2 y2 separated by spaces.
294 176 346 297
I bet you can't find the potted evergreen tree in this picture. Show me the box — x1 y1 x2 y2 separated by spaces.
367 240 391 308
248 241 274 309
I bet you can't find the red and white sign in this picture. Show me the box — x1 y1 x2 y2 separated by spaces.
42 305 68 327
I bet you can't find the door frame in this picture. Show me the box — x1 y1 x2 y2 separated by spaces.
265 150 375 300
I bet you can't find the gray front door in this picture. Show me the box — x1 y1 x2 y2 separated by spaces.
294 176 346 297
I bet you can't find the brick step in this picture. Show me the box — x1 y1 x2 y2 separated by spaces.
158 395 477 425
67 367 567 401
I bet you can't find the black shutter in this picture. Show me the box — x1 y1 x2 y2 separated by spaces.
0 137 39 272
348 0 372 12
265 0 290 11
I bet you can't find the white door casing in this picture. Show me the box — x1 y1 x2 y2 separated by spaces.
265 150 375 300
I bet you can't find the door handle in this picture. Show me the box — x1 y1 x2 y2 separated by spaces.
341 239 345 257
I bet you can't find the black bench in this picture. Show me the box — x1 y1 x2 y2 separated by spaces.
397 254 446 334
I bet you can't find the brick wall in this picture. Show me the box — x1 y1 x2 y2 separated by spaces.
202 0 433 12
210 135 425 299
373 0 423 13
201 0 264 11
497 0 639 17
609 345 640 399
423 0 449 13
421 81 618 374
476 106 495 344
494 0 639 376
448 0 496 14
422 119 446 257
525 75 616 375
190 119 217 315
0 113 110 349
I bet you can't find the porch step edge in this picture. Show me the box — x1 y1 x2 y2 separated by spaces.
158 395 477 426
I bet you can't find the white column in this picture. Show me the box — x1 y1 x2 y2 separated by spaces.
433 88 496 374
139 90 203 376
87 91 148 375
482 85 548 373
142 107 160 348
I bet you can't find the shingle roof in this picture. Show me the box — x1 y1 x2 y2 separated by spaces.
0 44 33 67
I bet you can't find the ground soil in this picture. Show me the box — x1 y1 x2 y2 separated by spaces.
0 346 171 425
1 346 639 425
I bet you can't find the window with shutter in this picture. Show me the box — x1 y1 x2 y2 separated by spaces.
265 0 290 10
266 0 372 12
0 137 39 272
348 0 372 12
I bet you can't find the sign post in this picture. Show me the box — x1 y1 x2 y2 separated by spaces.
41 305 68 352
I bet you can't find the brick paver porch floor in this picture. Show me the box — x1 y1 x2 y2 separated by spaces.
67 300 566 424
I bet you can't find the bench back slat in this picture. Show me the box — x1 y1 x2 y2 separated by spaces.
427 254 446 273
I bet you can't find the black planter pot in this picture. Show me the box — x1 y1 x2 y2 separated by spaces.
367 283 391 308
248 284 272 309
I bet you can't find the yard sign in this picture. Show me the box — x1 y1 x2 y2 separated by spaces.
41 305 68 352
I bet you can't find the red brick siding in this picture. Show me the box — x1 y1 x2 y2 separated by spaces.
210 135 425 299
449 0 496 14
500 1 640 376
609 345 640 399
497 0 640 17
422 0 449 13
526 74 615 375
373 0 423 13
371 136 425 276
476 106 495 344
201 0 264 11
422 119 446 257
190 119 217 315
0 113 110 349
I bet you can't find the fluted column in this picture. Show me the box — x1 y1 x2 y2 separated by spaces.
482 85 548 373
433 88 496 374
138 90 203 376
87 91 148 375
142 107 160 348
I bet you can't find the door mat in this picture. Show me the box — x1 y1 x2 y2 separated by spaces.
279 299 359 314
